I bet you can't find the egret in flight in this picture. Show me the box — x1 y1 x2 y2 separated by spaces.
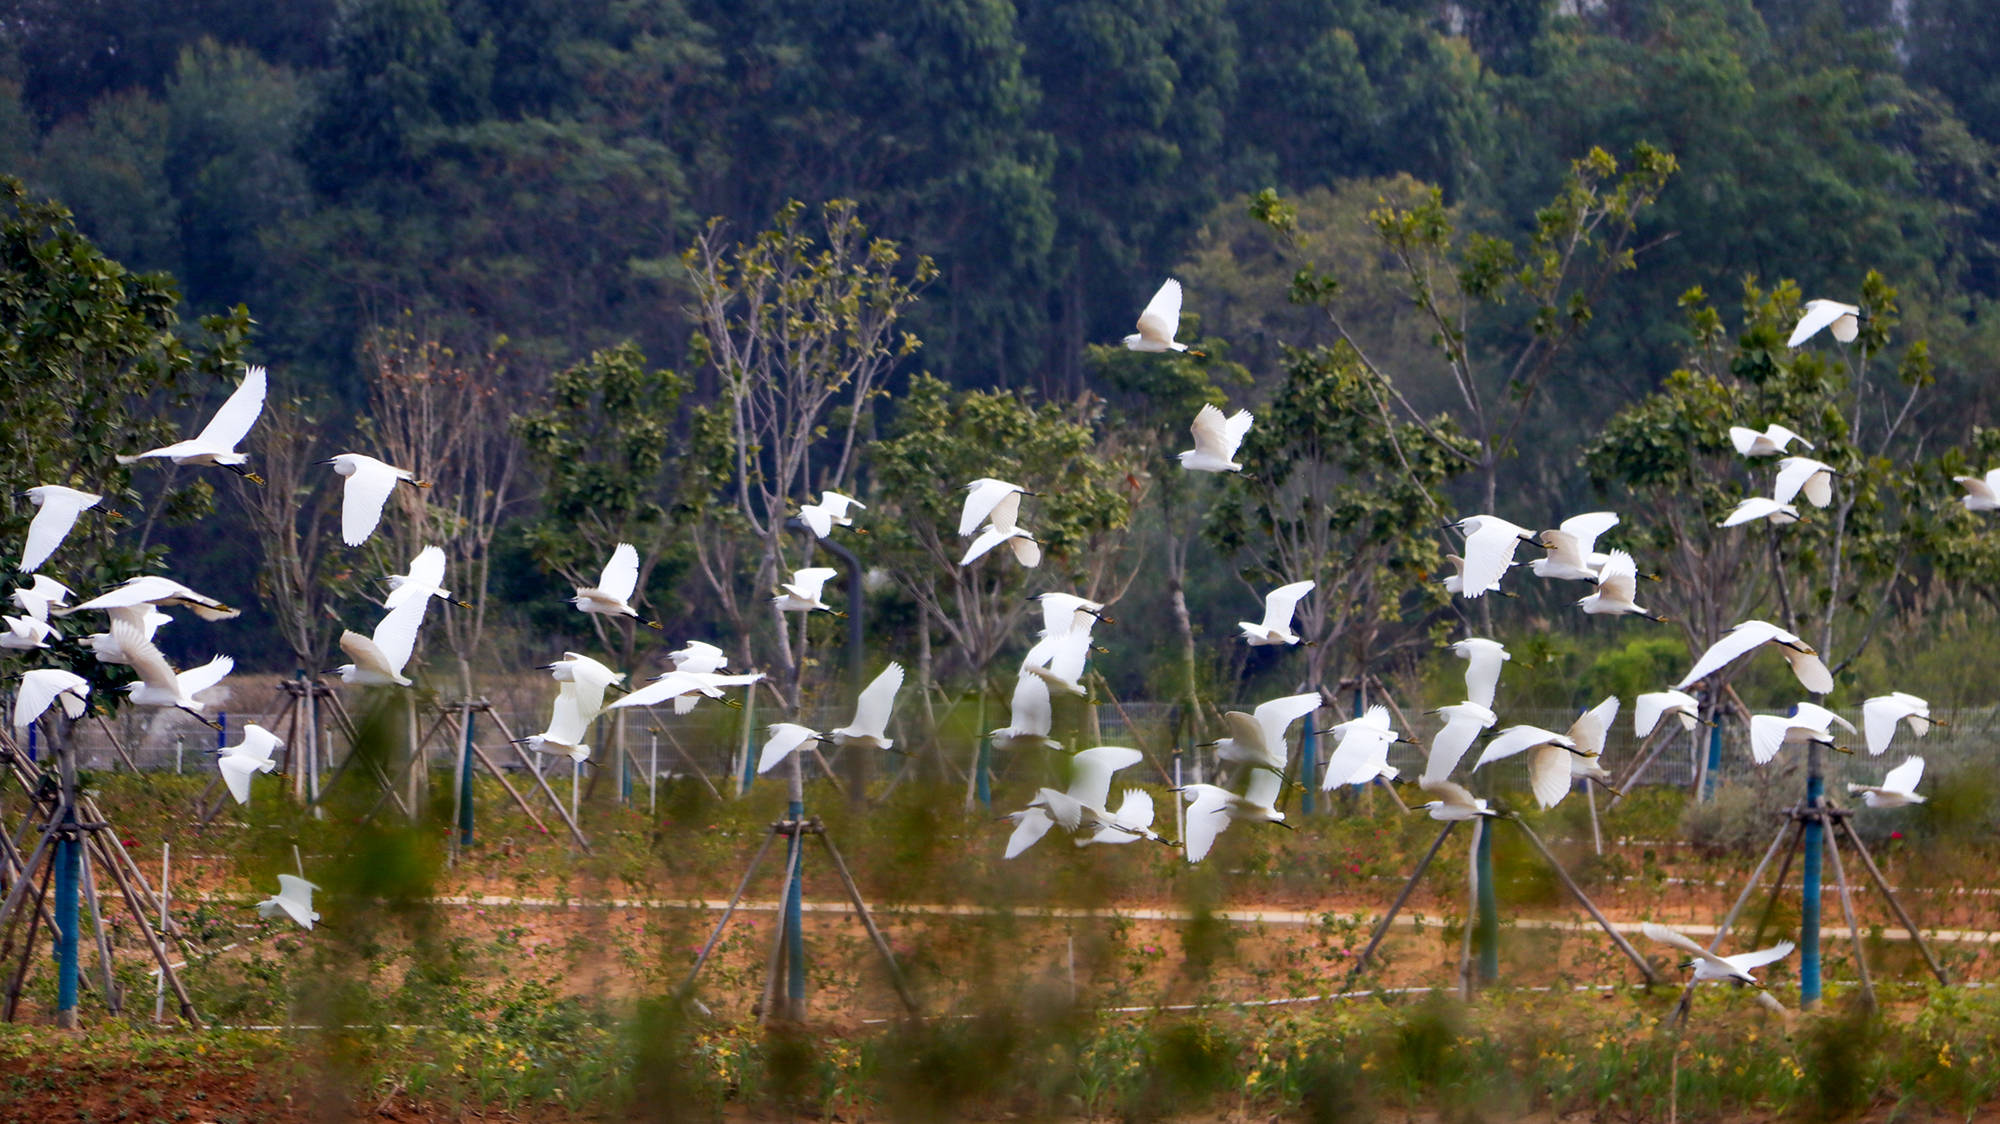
119 365 267 483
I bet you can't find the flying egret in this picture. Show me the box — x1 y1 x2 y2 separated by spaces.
71 575 239 621
1078 789 1164 847
12 575 72 622
571 541 661 628
798 490 866 539
215 723 282 804
1032 593 1105 637
1439 553 1516 598
1861 692 1933 756
608 668 763 712
1730 423 1813 457
1641 922 1793 986
758 723 829 774
1211 691 1321 772
1473 724 1581 810
117 621 232 725
1748 702 1856 764
1124 278 1190 353
84 606 170 666
1772 457 1837 509
1635 690 1703 737
383 545 467 609
1013 746 1145 850
1452 515 1538 598
1531 511 1621 581
1237 579 1313 646
1953 469 2000 512
960 521 1041 568
1412 778 1499 821
257 874 321 930
666 640 731 713
1451 638 1510 709
958 478 1031 538
328 453 428 546
1720 497 1803 527
1022 626 1092 697
19 486 104 572
1676 620 1832 694
543 652 625 720
118 365 267 483
1178 404 1253 473
1180 767 1288 863
830 663 904 751
989 671 1062 752
1001 806 1055 859
1318 705 1410 791
1577 550 1665 620
1787 299 1860 347
1422 701 1498 785
333 594 430 687
14 668 88 729
0 615 53 650
1847 756 1926 808
773 566 840 613
520 680 592 764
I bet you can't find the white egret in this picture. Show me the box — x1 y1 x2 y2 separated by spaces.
520 680 592 763
988 671 1062 752
830 663 904 751
1022 626 1092 697
1318 705 1410 791
1032 593 1105 637
1719 497 1802 527
1212 691 1321 772
1237 579 1313 646
118 621 232 725
1452 515 1538 598
216 723 282 804
1847 756 1926 808
1412 778 1498 821
1577 550 1665 621
383 545 467 609
1748 702 1855 764
1531 511 1620 581
670 640 729 674
1641 922 1793 986
19 486 104 572
773 566 840 614
1422 701 1498 785
572 541 661 628
329 453 427 546
257 874 321 930
1078 789 1163 847
1861 692 1933 756
1014 746 1145 850
1001 806 1055 859
1123 278 1189 353
958 478 1030 537
758 723 829 774
1953 469 2000 512
14 668 88 729
960 522 1041 568
1178 404 1253 473
84 606 170 666
12 575 72 622
1676 620 1832 694
1787 299 1860 347
70 574 239 621
543 652 625 720
0 615 53 650
1474 724 1580 810
1440 553 1516 598
1729 423 1813 457
1451 637 1510 709
118 365 267 483
798 490 866 539
1772 456 1837 508
333 594 430 687
1635 690 1703 737
608 668 762 712
1180 767 1287 863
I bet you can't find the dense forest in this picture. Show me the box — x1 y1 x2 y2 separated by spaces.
3 0 2000 709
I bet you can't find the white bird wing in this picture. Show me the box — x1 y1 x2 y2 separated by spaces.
1321 726 1393 791
1459 522 1526 599
1035 787 1086 833
1475 725 1567 768
959 479 1022 537
118 621 183 694
1004 807 1055 858
1043 627 1091 685
15 670 84 729
1727 941 1796 974
1135 278 1183 345
1569 696 1620 756
1594 550 1639 603
608 672 709 710
1728 426 1761 456
597 542 639 603
370 593 431 677
959 524 1018 566
1559 511 1620 554
1779 647 1835 695
1635 691 1692 737
544 682 591 746
1640 922 1740 974
1767 424 1811 451
1258 580 1314 632
1676 622 1780 690
1527 743 1574 810
788 567 838 601
176 655 234 699
1880 755 1924 795
1242 766 1283 811
191 365 267 450
671 641 727 673
846 663 905 738
1788 301 1857 347
1721 497 1790 527
20 488 101 573
1861 696 1909 755
1222 409 1254 453
1749 715 1789 765
1067 746 1143 809
1772 458 1829 506
1791 702 1855 735
1457 641 1508 709
217 755 261 804
1109 789 1155 834
237 723 283 765
1254 692 1322 759
1006 672 1053 737
1187 404 1232 458
799 505 833 539
405 545 447 592
341 460 400 546
758 724 818 774
1419 778 1480 815
1424 713 1487 785
1180 787 1231 862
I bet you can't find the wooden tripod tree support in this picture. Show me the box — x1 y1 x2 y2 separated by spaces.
679 816 917 1024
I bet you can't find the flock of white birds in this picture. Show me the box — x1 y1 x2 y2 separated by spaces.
0 282 1975 996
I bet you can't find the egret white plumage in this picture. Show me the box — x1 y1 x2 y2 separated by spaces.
758 723 829 774
1719 497 1802 527
1318 705 1410 791
1531 511 1620 581
1439 553 1516 598
1635 690 1703 737
19 486 103 572
1642 922 1793 986
328 453 427 546
1473 724 1581 810
257 874 321 930
1078 789 1163 847
1953 469 2000 512
1237 579 1313 646
1452 515 1538 598
1747 702 1855 764
1676 619 1832 694
1011 746 1144 853
11 575 72 622
118 365 267 483
1847 756 1926 808
1861 692 1933 756
71 574 239 621
958 478 1030 537
1178 404 1253 473
14 668 88 729
520 680 592 763
1787 299 1860 347
608 668 762 712
773 566 840 613
1123 278 1189 353
118 620 232 725
797 490 866 539
1451 638 1510 708
830 663 904 751
1022 626 1092 697
1422 701 1498 785
1729 423 1813 457
1032 592 1105 637
0 615 53 650
383 545 467 609
543 651 625 720
959 520 1041 568
333 594 429 687
1179 767 1288 863
1577 550 1664 620
215 723 282 804
1412 778 1498 821
571 541 661 628
988 671 1062 752
1772 456 1838 508
669 640 729 674
1211 691 1320 772
84 606 170 665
